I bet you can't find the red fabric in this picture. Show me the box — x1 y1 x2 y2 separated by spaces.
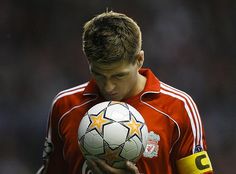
41 68 208 174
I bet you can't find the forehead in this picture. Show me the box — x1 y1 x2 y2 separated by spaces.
89 60 133 74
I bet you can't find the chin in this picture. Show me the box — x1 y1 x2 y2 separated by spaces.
105 96 122 101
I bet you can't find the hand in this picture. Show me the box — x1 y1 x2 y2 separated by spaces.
86 157 140 174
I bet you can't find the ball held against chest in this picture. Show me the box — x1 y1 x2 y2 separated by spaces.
78 101 148 168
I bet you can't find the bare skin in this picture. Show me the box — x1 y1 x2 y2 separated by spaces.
86 157 140 174
89 51 146 101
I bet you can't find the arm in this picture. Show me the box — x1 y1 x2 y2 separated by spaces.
173 96 213 174
37 100 67 174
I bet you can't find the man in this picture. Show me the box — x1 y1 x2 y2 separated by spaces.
37 11 213 174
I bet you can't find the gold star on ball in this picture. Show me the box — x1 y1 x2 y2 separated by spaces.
98 143 124 166
123 114 143 139
88 110 111 134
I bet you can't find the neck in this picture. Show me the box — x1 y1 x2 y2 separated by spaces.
138 73 147 92
131 73 146 97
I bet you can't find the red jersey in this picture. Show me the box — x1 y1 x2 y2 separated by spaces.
38 68 208 174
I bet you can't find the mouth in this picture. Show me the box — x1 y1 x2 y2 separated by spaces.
104 93 119 100
108 93 118 97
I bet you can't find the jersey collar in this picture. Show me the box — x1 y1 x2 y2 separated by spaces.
139 68 160 94
83 79 99 97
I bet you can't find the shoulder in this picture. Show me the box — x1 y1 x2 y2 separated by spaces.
159 81 201 128
50 82 89 116
53 82 88 104
159 81 196 109
158 81 200 123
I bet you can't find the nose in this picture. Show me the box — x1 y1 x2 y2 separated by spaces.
104 80 115 93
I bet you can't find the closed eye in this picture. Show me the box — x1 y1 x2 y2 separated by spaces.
113 73 128 79
91 70 105 78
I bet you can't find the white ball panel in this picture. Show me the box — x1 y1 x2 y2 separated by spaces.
87 101 110 115
121 136 143 161
83 130 104 155
105 104 130 121
103 123 128 149
78 114 90 140
141 124 149 149
128 105 145 122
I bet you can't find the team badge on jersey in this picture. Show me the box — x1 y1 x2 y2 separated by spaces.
194 145 203 153
143 131 160 158
82 160 93 174
42 137 54 160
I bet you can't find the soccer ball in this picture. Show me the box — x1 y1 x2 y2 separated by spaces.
78 101 148 168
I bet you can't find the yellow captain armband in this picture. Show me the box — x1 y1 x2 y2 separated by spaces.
176 151 213 174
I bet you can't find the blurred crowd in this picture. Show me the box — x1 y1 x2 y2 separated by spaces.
0 0 235 173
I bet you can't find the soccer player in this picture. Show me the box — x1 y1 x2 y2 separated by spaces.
37 11 213 174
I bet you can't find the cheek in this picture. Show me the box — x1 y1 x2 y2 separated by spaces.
128 73 136 84
116 82 126 90
117 78 133 90
93 78 104 89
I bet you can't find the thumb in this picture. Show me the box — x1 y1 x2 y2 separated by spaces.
125 161 139 174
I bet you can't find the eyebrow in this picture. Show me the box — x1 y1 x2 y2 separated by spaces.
91 69 104 76
91 69 129 77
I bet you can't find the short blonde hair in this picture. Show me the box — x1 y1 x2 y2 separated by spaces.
82 11 142 64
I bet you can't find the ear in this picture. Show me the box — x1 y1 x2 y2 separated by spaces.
136 50 144 68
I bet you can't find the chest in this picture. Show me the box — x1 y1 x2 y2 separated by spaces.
59 101 178 161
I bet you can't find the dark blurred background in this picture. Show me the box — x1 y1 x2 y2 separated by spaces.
0 0 235 173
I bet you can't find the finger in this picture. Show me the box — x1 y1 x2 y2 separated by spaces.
94 158 117 173
126 161 139 174
86 158 103 174
96 159 136 174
